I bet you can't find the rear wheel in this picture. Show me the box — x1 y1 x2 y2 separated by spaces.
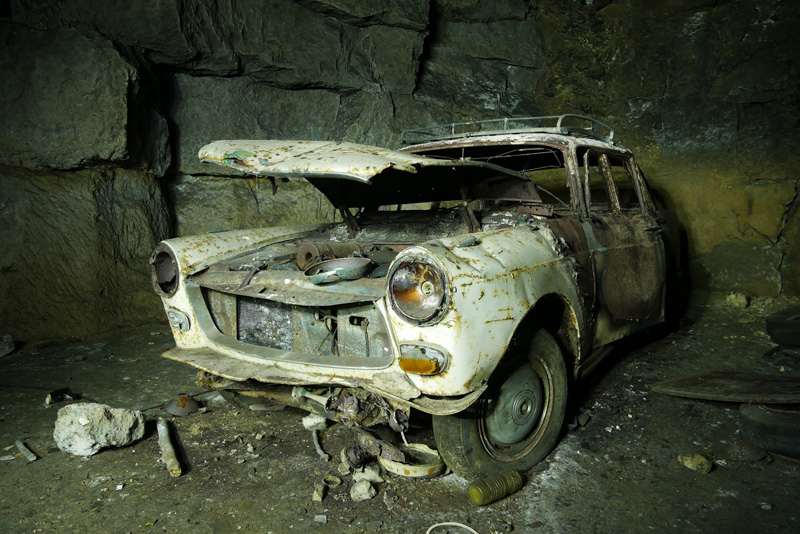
433 329 568 480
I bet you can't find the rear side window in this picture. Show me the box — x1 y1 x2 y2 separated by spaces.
579 149 644 214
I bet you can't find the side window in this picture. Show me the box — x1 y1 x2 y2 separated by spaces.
606 155 641 210
528 167 572 208
580 151 612 212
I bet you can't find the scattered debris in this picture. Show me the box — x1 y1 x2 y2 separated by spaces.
156 418 182 477
45 387 77 406
468 469 523 506
341 445 368 470
53 403 145 456
323 475 342 487
765 306 800 346
678 454 713 474
337 459 351 476
248 403 285 412
311 429 329 462
0 334 14 357
14 440 37 463
426 522 480 534
83 476 112 489
313 514 328 524
312 482 325 502
759 502 774 511
302 413 327 431
350 480 377 502
739 404 800 459
726 293 750 309
163 394 200 416
353 465 384 484
354 428 405 463
648 371 800 403
0 455 15 461
378 443 444 479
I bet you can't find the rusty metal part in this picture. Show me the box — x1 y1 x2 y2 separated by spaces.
353 428 405 463
296 241 371 270
163 393 200 416
304 257 374 285
648 371 800 404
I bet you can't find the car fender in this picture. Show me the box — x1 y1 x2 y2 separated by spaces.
387 224 586 396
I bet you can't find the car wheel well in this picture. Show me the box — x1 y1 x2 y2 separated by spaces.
506 294 579 375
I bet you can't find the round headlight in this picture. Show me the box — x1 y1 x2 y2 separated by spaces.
389 259 447 324
150 245 179 297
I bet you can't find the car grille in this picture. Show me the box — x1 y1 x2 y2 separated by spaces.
202 289 393 359
237 297 293 350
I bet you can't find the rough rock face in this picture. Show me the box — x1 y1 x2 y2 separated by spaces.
0 0 797 340
53 403 146 457
536 0 799 298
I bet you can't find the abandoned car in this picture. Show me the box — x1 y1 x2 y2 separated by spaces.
150 115 677 480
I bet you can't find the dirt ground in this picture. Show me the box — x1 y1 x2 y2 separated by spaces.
1 298 799 534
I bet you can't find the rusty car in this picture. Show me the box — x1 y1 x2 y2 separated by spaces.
150 114 677 480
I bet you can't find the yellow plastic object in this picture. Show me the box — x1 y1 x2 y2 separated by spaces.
378 443 445 479
398 355 440 375
467 469 523 505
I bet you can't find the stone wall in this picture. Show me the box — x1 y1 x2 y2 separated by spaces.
0 0 797 340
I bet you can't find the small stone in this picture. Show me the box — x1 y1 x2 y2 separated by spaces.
577 413 591 426
312 482 325 502
0 335 14 357
726 293 750 309
350 480 377 502
337 462 351 476
758 502 773 511
353 465 384 484
365 520 383 531
678 453 713 474
314 514 328 524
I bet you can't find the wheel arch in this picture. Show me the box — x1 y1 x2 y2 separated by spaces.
504 293 581 378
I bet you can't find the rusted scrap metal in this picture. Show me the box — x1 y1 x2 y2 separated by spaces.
352 428 405 463
156 418 182 477
648 371 800 403
311 429 329 462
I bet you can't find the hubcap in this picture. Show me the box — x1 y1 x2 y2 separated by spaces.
484 363 544 446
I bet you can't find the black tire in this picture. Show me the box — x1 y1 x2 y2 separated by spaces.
766 306 800 347
432 329 568 480
739 404 800 459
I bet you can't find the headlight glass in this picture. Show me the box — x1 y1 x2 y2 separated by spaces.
389 259 447 324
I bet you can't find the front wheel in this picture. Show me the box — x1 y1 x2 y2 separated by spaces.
432 329 568 480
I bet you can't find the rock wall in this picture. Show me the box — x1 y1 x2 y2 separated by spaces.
0 0 797 340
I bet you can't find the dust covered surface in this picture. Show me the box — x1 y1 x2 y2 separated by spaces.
1 301 799 533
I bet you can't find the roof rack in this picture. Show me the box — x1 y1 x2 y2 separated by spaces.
401 114 615 145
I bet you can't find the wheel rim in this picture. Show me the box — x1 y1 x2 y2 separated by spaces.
480 358 553 461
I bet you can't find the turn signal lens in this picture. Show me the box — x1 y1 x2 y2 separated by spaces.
389 260 447 323
399 356 440 375
398 345 448 375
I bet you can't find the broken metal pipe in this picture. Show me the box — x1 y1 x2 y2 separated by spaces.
156 418 182 477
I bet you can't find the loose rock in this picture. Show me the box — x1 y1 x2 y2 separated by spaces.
353 465 384 484
678 454 713 474
0 334 14 357
53 402 146 456
350 480 377 502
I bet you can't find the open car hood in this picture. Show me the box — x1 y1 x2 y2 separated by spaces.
199 140 540 209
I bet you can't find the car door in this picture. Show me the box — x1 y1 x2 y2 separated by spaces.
578 149 665 336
